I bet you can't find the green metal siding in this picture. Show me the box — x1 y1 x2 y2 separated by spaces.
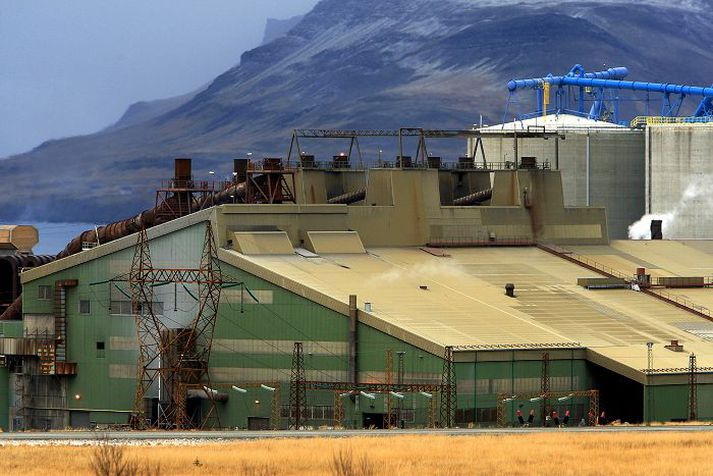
645 384 713 422
457 357 591 427
0 367 8 430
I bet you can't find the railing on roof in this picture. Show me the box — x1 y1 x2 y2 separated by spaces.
453 342 582 351
539 244 713 324
630 115 713 128
537 244 631 281
297 159 551 171
641 366 713 374
644 288 713 322
428 235 535 248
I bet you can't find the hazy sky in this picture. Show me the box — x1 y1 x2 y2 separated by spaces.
0 0 319 158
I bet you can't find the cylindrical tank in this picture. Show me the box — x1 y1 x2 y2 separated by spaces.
645 123 713 239
0 225 39 253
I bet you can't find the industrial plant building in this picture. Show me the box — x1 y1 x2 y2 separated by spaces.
1 151 713 432
482 65 713 240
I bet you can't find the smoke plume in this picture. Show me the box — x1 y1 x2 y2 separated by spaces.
628 176 711 240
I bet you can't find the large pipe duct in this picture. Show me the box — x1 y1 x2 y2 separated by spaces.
327 188 367 205
0 254 54 308
453 188 493 206
509 75 713 98
507 66 629 91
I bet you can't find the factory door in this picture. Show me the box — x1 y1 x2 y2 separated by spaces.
70 411 91 429
362 413 385 429
248 417 270 430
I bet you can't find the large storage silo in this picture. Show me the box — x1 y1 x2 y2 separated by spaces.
472 115 645 239
645 123 713 239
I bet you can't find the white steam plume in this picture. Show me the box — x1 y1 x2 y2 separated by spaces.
628 175 712 240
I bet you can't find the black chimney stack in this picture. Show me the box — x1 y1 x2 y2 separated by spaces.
650 220 663 240
505 283 515 298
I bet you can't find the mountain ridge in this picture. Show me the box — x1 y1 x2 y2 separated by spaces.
2 0 713 222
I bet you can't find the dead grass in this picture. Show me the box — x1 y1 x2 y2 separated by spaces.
0 432 712 475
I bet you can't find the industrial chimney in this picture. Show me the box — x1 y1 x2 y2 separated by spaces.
650 220 663 240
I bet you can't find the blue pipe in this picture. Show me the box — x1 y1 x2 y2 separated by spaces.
508 67 629 91
554 77 713 98
694 86 713 116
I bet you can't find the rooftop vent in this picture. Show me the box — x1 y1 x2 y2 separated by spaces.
427 156 441 169
664 340 684 352
520 156 538 169
332 154 350 169
299 154 316 168
263 158 283 171
396 155 412 168
505 283 515 298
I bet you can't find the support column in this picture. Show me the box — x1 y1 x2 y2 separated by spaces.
349 295 358 386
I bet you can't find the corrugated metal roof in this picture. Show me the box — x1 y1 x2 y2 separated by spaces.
223 244 713 375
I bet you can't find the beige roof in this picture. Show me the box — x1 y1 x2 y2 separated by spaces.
221 244 713 377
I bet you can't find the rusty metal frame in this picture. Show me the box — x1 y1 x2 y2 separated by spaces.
117 222 240 430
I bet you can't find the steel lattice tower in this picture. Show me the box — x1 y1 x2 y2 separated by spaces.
129 227 157 428
440 346 456 428
125 222 228 429
396 351 405 426
289 342 306 429
688 353 698 421
385 349 395 429
541 352 550 425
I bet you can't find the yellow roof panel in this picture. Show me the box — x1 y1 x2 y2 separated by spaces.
221 244 713 375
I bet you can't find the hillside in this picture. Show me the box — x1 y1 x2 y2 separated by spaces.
2 0 712 222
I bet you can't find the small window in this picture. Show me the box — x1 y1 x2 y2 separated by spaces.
38 285 52 300
96 341 105 350
96 341 105 358
110 301 132 315
79 300 91 314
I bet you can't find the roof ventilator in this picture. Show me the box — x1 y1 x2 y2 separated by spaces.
664 340 684 352
505 283 516 298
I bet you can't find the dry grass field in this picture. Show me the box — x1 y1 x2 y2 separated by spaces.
0 432 711 475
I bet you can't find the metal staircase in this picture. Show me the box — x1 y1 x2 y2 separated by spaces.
45 280 78 376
